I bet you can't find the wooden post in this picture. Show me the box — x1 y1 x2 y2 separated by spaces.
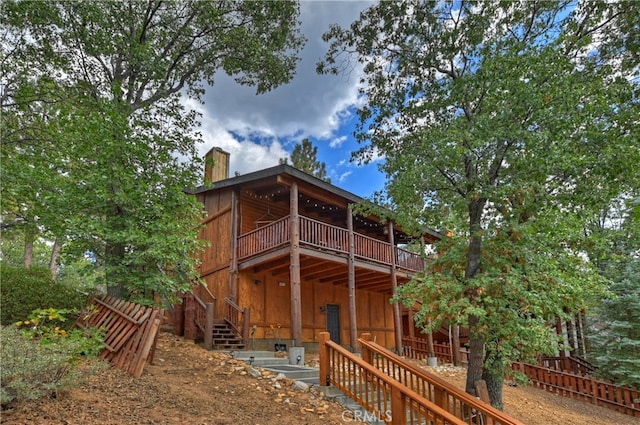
173 296 184 336
183 295 197 340
361 332 372 365
242 307 250 347
390 385 407 425
319 332 331 387
388 222 403 354
289 182 302 347
229 188 240 301
347 206 357 352
204 303 214 350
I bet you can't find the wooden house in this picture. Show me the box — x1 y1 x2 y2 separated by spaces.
176 147 441 353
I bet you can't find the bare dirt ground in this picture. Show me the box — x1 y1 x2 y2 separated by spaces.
2 331 637 425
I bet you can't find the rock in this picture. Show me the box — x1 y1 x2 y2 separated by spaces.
248 367 262 378
292 381 310 392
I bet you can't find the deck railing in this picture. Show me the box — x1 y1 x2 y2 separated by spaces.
224 297 250 347
238 214 425 272
319 332 467 425
361 335 525 425
237 216 289 258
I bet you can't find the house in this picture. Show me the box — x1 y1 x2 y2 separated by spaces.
174 147 441 353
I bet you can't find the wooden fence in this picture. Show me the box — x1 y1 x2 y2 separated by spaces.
75 295 163 378
402 336 469 365
512 362 640 418
402 337 639 419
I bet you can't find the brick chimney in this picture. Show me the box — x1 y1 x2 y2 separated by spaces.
204 147 230 184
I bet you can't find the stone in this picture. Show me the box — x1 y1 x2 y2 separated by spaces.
248 367 262 378
291 381 309 392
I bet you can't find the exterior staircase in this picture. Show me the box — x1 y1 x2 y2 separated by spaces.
232 351 319 385
211 322 246 350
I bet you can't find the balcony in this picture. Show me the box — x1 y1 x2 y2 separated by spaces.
237 215 424 272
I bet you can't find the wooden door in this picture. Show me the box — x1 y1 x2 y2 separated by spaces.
326 304 341 344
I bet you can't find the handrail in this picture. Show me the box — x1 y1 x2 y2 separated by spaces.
359 335 525 425
224 297 250 346
192 292 214 350
319 332 466 425
237 216 289 258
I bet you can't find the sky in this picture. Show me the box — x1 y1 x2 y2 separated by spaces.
187 1 383 199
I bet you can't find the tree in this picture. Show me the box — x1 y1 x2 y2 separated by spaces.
290 138 331 183
587 197 640 388
319 0 639 408
1 1 305 302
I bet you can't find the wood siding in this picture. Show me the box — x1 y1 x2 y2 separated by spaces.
237 274 395 348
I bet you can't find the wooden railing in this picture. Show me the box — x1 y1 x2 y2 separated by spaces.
512 362 640 418
192 292 214 350
361 335 525 425
538 355 597 375
237 216 289 258
224 297 250 347
402 336 469 365
319 332 467 425
300 216 349 252
237 214 425 272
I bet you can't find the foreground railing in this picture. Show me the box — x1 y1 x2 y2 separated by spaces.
319 332 466 425
224 297 250 347
361 335 524 425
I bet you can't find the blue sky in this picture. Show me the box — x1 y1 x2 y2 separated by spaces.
187 1 383 198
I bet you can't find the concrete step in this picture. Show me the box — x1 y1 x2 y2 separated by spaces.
233 350 283 359
261 364 319 380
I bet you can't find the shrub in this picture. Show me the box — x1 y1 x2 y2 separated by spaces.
1 309 105 406
0 265 87 325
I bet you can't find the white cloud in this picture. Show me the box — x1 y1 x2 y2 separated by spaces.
191 1 373 176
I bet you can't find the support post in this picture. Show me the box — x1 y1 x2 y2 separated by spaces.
242 307 251 347
204 303 214 350
289 182 302 347
184 295 197 340
229 188 239 301
319 332 331 387
388 222 403 354
347 206 357 352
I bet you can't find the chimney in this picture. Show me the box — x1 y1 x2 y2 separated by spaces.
204 147 230 184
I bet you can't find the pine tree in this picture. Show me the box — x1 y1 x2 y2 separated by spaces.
290 139 331 183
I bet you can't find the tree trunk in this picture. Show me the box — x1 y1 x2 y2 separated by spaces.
465 315 484 395
49 238 62 277
464 198 487 397
105 241 127 299
482 366 504 410
452 324 461 366
23 227 36 268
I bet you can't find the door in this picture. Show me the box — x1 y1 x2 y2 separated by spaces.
326 304 341 344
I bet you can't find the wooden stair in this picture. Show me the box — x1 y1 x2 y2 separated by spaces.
211 322 246 350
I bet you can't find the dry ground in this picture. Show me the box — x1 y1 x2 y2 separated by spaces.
2 331 637 425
